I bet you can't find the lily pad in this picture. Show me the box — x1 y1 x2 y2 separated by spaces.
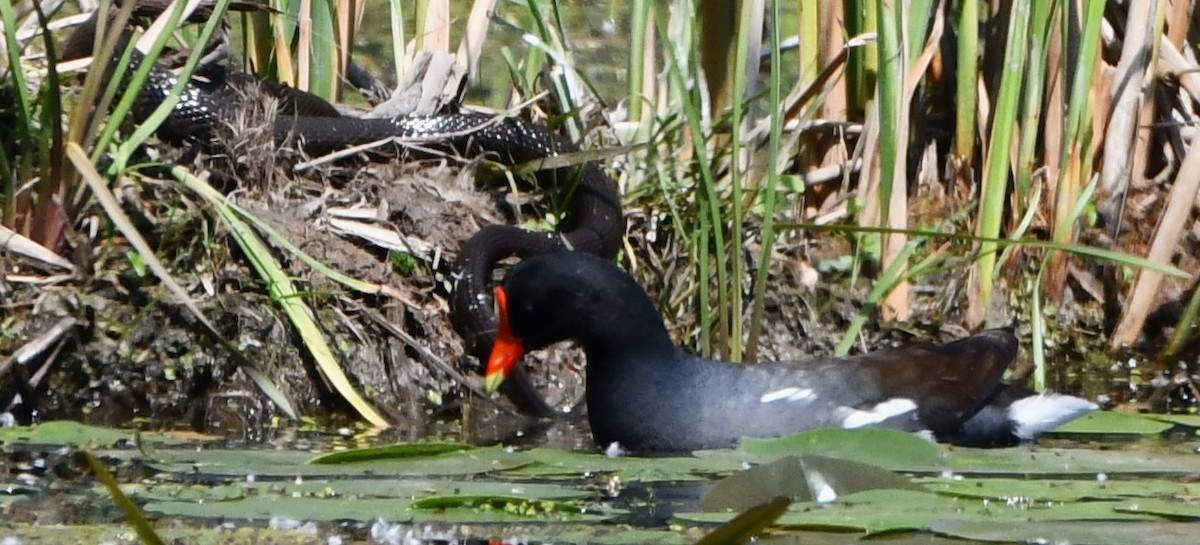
117 482 249 503
0 421 189 448
921 477 1196 502
677 488 1158 534
533 527 702 545
308 442 470 464
143 495 614 522
931 520 1200 545
407 493 574 515
142 445 531 477
1115 499 1200 519
700 454 917 512
1053 411 1174 435
0 422 202 446
944 446 1200 477
0 523 343 544
161 478 582 501
702 428 944 469
695 428 1200 477
503 447 744 480
1146 414 1200 428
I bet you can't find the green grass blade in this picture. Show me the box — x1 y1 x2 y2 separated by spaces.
838 235 922 355
972 0 1031 322
229 206 406 299
1165 280 1200 360
724 0 762 360
872 0 907 320
0 0 34 160
657 11 730 357
1013 0 1057 207
93 0 197 164
995 176 1043 273
953 0 978 161
780 221 1188 279
306 0 338 99
797 2 819 88
389 0 405 80
627 0 650 122
174 166 390 428
746 0 784 362
82 451 167 545
66 143 299 419
848 0 878 109
693 496 790 545
1047 0 1105 289
1031 264 1047 391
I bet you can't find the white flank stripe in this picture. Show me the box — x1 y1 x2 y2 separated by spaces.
841 398 918 428
760 387 800 403
759 387 816 403
788 388 816 401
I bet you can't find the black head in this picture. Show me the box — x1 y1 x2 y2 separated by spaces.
484 251 676 392
499 251 660 352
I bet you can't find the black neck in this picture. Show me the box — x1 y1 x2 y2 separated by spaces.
571 277 680 372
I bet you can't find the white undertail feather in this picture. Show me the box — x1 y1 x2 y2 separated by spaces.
1008 393 1099 440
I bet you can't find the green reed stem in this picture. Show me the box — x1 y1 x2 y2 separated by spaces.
975 0 1030 307
953 0 978 161
746 0 784 363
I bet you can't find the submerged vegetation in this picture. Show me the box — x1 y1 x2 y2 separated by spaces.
1 0 1194 423
5 421 1200 543
2 0 1200 541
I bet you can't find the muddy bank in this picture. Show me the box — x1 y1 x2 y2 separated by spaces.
4 149 1182 441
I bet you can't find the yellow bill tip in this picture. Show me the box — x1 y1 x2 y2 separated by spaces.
484 371 506 394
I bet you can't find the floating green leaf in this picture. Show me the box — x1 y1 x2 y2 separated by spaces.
1146 414 1200 428
944 446 1200 477
1054 411 1175 435
677 488 1158 534
308 442 470 464
408 494 554 513
142 445 531 477
115 483 249 503
505 447 744 480
921 477 1195 502
547 527 699 545
700 454 917 512
144 496 614 522
121 478 589 504
1115 499 1200 519
931 520 1200 545
0 421 132 447
702 428 944 469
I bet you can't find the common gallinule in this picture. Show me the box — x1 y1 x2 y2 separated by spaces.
482 251 1098 453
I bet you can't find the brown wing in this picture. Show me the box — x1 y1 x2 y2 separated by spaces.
852 329 1017 434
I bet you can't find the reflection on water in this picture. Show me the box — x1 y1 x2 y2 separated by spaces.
461 403 595 452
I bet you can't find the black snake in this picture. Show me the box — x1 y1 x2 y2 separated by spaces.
64 11 624 416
